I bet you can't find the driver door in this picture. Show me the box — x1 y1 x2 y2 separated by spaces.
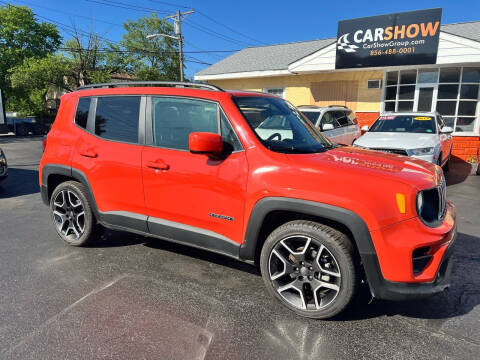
142 96 248 246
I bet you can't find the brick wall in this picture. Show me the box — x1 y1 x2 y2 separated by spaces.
356 112 379 128
451 136 480 162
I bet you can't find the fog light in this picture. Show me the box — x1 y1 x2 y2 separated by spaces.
396 193 406 214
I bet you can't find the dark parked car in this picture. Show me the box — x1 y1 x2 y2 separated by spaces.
0 147 7 182
6 116 45 136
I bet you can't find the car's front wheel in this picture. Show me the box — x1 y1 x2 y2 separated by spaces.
260 220 357 319
50 181 96 246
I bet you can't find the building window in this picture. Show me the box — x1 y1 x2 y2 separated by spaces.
263 87 285 98
383 67 480 135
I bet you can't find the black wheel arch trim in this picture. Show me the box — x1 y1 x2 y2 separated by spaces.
239 197 386 297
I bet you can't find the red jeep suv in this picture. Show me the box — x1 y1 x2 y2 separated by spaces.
39 82 457 319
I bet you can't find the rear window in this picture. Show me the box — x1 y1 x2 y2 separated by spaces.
94 96 141 143
75 97 91 129
370 115 436 133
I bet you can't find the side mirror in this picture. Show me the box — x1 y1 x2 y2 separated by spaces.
361 125 369 132
441 126 453 134
322 123 334 131
189 132 223 154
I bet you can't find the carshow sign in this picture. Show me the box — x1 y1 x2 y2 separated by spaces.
335 8 442 69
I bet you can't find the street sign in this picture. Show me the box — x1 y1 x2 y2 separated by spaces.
335 8 442 69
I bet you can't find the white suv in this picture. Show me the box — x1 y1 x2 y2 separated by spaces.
298 105 361 145
353 112 453 168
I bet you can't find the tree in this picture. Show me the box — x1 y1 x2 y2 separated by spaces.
0 4 61 109
9 55 70 116
119 13 181 81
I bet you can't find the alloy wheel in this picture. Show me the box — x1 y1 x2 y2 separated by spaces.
52 190 86 240
268 235 341 310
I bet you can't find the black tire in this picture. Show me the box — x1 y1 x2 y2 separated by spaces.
260 220 357 319
49 181 97 246
15 124 28 136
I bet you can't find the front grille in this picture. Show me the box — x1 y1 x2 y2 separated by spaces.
370 148 408 156
438 176 447 220
418 175 447 225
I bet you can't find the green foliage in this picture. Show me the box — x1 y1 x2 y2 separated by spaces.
0 4 61 111
2 6 183 115
9 55 70 116
119 13 181 81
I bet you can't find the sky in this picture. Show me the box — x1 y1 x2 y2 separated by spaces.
4 0 480 78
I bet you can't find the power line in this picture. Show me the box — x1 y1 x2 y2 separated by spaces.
7 0 123 27
85 0 170 14
58 46 236 54
147 0 189 9
196 10 267 46
184 19 253 46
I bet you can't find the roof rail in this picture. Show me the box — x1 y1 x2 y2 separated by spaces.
76 81 224 92
297 105 320 108
327 104 348 108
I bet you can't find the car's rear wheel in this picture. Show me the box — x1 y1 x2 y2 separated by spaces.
260 220 357 319
50 181 96 246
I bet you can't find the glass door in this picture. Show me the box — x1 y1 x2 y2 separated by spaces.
416 86 435 112
414 69 438 112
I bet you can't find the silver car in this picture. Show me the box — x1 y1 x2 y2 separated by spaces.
298 105 361 145
353 112 453 169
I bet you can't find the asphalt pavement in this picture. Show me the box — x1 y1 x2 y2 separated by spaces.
0 136 479 359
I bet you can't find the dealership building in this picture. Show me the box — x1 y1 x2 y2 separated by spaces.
195 13 480 162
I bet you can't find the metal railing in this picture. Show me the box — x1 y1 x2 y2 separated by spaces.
76 81 224 92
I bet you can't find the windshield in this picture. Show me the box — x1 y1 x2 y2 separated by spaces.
234 96 332 154
369 115 437 134
300 111 320 123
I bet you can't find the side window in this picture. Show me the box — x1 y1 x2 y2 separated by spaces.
152 97 218 150
94 96 140 143
334 111 349 127
320 111 336 129
75 97 91 129
220 112 242 151
346 110 357 125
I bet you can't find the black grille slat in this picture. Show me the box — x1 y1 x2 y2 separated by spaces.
370 148 408 156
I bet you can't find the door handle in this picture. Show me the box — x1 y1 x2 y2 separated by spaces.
79 149 98 158
146 160 170 170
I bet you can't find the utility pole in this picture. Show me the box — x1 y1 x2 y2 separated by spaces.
167 9 194 82
146 9 194 82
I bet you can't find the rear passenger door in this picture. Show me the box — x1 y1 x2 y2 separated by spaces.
72 95 147 230
141 96 248 252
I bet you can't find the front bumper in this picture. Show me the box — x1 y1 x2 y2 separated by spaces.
364 201 457 301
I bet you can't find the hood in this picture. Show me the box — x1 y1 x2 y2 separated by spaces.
354 132 437 150
286 146 441 190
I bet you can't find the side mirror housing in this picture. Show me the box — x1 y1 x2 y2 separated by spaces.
441 126 453 134
189 132 223 154
361 125 369 132
322 123 334 131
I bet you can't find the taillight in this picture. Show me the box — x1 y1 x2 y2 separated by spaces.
42 135 47 151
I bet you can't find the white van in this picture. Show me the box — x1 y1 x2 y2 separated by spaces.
298 105 361 145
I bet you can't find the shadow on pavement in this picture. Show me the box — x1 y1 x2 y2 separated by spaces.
0 167 39 198
445 159 473 186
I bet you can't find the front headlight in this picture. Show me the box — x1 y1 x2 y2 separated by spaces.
409 147 434 156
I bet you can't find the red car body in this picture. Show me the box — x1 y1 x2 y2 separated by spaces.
40 85 457 301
